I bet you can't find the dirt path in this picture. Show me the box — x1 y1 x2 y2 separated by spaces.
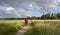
16 26 28 35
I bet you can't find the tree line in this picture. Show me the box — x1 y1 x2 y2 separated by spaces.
28 13 60 20
40 13 60 19
0 13 60 20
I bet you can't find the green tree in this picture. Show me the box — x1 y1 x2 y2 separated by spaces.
56 13 60 19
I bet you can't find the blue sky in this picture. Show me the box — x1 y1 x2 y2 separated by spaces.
31 8 43 17
0 0 60 18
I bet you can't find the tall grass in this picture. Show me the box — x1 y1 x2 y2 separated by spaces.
24 21 60 35
0 20 25 35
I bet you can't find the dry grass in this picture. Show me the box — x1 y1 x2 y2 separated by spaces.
0 20 25 35
24 20 60 35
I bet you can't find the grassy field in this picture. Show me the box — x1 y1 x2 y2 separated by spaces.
0 20 60 35
0 20 25 35
24 20 60 35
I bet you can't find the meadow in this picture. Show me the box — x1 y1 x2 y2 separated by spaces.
0 20 60 35
0 20 25 35
24 20 60 35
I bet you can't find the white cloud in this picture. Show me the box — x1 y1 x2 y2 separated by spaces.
5 7 15 11
0 0 60 18
0 0 32 18
49 5 58 10
57 0 60 2
4 0 59 10
29 4 33 8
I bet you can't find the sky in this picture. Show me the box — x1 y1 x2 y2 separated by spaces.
0 0 60 18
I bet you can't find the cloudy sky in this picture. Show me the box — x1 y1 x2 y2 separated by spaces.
0 0 60 18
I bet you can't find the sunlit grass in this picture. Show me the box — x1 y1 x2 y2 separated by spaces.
0 20 25 35
24 20 60 35
0 20 60 35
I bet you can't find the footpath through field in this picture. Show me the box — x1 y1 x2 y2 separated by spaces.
16 25 29 35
